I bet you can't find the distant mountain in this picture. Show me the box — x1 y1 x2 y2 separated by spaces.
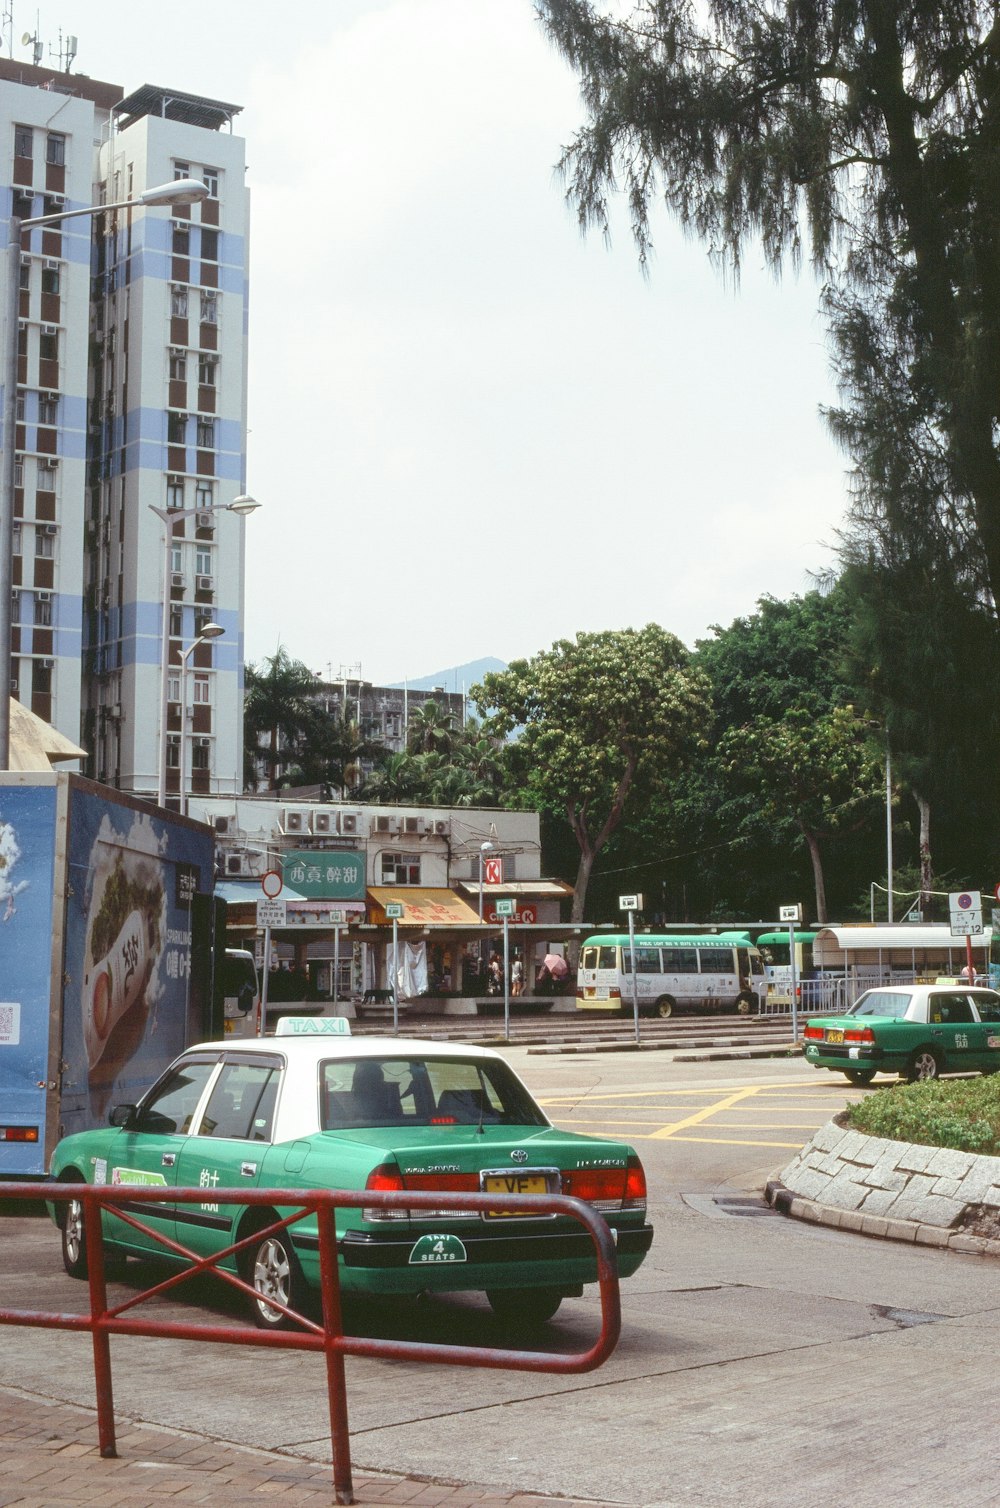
387 657 507 694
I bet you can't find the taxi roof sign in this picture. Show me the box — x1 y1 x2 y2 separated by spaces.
275 1016 352 1036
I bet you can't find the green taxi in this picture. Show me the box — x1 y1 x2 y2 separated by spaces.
803 983 1000 1085
48 1019 652 1329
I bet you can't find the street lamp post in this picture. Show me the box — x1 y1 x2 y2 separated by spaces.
150 495 260 807
178 622 225 816
0 179 210 770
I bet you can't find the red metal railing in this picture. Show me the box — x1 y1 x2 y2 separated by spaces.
0 1182 622 1505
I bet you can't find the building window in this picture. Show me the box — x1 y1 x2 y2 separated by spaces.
200 228 219 263
34 596 52 627
200 291 218 325
170 545 183 573
171 286 188 317
166 736 180 767
169 350 187 381
166 479 184 510
198 356 217 387
45 133 65 166
14 125 32 158
192 741 210 771
35 529 53 558
194 608 212 635
39 331 58 361
18 261 29 291
12 526 21 556
202 167 219 198
38 461 57 491
195 483 213 509
196 418 214 449
41 265 60 295
13 191 33 220
380 852 421 886
168 676 180 703
172 224 190 257
193 674 210 704
13 461 23 488
173 161 191 180
169 607 182 636
11 591 20 624
167 413 187 445
195 547 213 576
38 395 58 426
15 396 24 422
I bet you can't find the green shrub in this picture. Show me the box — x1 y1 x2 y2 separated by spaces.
845 1076 1000 1155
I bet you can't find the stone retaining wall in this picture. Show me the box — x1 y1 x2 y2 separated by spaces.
767 1117 1000 1256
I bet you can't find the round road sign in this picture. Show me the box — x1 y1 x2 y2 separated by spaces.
261 870 283 899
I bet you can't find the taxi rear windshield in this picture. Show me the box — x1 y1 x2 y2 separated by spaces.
850 991 912 1017
320 1057 548 1130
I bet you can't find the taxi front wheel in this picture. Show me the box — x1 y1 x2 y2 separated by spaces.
248 1227 305 1330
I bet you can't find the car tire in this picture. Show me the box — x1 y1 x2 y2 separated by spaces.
487 1287 564 1327
61 1191 89 1279
248 1226 305 1330
843 1068 876 1086
655 996 674 1020
906 1048 941 1083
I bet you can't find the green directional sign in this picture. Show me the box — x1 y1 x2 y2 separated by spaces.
282 850 365 899
495 898 516 917
385 902 404 919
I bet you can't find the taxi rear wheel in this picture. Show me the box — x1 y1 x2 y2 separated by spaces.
906 1048 941 1082
487 1287 564 1327
843 1068 876 1086
61 1194 88 1278
248 1227 305 1330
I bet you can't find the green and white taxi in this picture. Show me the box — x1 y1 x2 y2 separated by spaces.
803 984 1000 1085
48 1019 653 1329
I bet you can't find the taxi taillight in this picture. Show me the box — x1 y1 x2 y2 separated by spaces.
363 1162 480 1221
844 1027 875 1044
803 1025 825 1040
563 1154 647 1213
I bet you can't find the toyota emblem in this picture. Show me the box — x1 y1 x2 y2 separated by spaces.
510 1149 529 1164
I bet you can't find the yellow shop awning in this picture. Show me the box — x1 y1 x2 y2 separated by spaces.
367 887 481 927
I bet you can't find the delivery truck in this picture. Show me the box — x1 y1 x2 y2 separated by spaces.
0 771 221 1176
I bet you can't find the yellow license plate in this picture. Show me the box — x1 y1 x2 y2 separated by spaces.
826 1029 844 1044
483 1172 549 1216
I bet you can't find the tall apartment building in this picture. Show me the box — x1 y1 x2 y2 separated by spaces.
1 56 250 804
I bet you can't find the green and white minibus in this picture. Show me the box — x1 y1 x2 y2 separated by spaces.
576 933 768 1018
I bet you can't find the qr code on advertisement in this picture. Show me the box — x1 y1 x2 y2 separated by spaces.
0 1002 21 1045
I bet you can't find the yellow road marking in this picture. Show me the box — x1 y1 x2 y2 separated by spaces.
649 1085 760 1139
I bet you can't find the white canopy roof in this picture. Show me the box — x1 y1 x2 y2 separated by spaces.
814 925 992 951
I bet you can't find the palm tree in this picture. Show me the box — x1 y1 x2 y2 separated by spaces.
406 698 457 756
243 648 320 791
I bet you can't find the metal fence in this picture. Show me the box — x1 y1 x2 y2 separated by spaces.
0 1182 622 1505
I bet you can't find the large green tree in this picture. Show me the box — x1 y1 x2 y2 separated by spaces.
243 648 320 791
539 0 1000 612
473 625 711 925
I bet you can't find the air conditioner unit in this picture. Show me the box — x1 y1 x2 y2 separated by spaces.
283 809 311 835
196 575 213 592
433 818 450 837
42 523 57 535
196 511 215 530
404 815 420 835
214 814 236 835
41 324 57 336
224 852 245 876
340 812 359 835
374 814 401 835
108 702 122 719
195 736 211 750
36 590 51 601
39 658 54 670
170 572 184 588
313 811 337 835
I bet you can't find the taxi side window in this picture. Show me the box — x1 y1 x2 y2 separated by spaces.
200 1063 279 1140
137 1061 216 1135
937 995 973 1024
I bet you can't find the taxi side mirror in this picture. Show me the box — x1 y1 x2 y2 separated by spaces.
109 1103 138 1129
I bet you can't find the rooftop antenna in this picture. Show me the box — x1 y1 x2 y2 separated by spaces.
21 23 41 66
2 5 12 58
53 29 77 71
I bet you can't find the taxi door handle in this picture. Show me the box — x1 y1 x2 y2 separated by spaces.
241 1162 258 1178
161 1152 176 1167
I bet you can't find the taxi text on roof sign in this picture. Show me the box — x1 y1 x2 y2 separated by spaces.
274 1016 352 1036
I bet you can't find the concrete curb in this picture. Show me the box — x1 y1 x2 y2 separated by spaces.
767 1116 1000 1257
527 1040 799 1058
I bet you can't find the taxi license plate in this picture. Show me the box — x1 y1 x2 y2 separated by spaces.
826 1029 844 1044
483 1172 549 1216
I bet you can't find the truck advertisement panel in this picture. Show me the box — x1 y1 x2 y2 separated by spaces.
0 784 58 1174
57 784 214 1142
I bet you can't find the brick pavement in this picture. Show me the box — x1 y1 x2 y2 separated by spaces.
0 1385 615 1508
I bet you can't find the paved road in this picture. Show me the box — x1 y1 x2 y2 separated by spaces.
4 1051 1000 1506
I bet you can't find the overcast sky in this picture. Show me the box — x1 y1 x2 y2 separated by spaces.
22 0 846 685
